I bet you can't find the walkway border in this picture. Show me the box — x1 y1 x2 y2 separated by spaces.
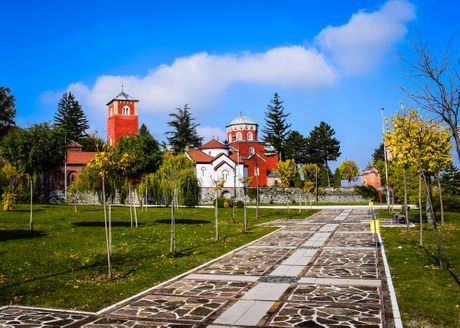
378 234 403 328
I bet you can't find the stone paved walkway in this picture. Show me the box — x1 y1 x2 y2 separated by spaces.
0 209 400 327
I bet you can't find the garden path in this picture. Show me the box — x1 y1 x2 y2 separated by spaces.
0 209 400 327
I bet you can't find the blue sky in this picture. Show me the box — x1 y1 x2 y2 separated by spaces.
2 0 459 170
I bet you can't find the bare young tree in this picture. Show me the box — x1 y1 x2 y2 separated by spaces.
401 35 460 161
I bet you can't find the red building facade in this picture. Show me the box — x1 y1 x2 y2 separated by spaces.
225 114 279 187
107 91 139 146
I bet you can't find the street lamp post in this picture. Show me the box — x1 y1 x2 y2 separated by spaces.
380 108 391 212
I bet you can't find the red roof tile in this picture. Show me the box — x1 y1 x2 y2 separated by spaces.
187 149 214 163
201 139 228 150
67 151 96 164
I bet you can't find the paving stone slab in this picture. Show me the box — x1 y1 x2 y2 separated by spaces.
288 284 380 304
305 264 378 279
197 247 292 276
313 249 377 266
110 295 227 322
151 280 251 299
0 306 94 327
269 302 382 327
83 317 196 328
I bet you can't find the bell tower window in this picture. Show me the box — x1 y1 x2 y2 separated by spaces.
122 105 130 115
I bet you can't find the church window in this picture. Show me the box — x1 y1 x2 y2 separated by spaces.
249 147 255 155
247 132 253 141
222 170 229 181
122 106 130 115
201 167 206 177
236 132 242 141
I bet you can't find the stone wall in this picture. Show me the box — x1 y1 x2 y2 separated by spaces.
199 187 368 204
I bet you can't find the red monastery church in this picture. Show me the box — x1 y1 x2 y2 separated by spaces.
186 114 279 189
64 90 139 185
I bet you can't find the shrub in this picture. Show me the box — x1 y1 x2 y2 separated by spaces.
355 185 379 202
247 188 257 201
213 197 233 208
235 200 244 208
2 191 17 211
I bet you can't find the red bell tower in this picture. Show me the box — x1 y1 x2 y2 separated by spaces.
107 90 139 146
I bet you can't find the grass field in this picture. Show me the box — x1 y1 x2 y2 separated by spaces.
0 204 316 311
379 209 460 327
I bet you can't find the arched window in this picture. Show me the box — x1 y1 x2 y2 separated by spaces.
247 132 253 141
228 134 232 143
249 147 255 156
222 170 229 181
201 167 206 177
236 132 242 141
122 106 130 115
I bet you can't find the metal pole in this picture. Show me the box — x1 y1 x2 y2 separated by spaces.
64 132 67 203
380 108 391 213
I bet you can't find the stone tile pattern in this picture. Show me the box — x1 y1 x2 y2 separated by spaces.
0 209 394 327
0 306 93 327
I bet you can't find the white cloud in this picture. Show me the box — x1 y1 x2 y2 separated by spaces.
316 0 415 74
50 0 415 132
197 126 227 143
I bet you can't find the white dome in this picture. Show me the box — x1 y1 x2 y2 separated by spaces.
227 113 257 127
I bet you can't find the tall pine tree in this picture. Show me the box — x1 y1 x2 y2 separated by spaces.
284 130 308 164
0 86 16 139
54 92 89 142
263 93 291 161
166 104 203 154
306 121 341 187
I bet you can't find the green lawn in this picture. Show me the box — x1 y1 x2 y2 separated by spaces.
0 204 316 311
380 209 460 327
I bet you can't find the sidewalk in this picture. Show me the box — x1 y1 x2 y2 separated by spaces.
0 209 401 327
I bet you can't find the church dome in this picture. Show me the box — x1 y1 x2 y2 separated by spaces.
226 113 257 127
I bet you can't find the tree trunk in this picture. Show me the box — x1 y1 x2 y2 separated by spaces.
102 177 112 279
418 173 423 247
170 188 176 254
256 175 259 219
29 178 33 231
451 125 460 162
423 174 445 268
315 171 319 202
108 203 112 268
243 190 247 232
325 161 330 187
437 174 444 224
403 168 409 230
298 191 301 214
134 195 138 228
215 190 219 241
129 182 133 227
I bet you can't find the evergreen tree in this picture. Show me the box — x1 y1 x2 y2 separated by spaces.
54 92 89 142
284 130 308 164
372 143 385 163
333 168 342 187
263 93 291 161
0 86 16 139
306 121 341 186
166 104 202 153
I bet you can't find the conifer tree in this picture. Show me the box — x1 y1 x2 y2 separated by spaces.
54 92 89 142
0 86 16 139
306 121 341 186
166 104 202 153
263 93 291 161
284 130 308 164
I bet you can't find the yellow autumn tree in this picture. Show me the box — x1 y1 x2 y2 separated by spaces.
87 151 115 278
276 159 298 216
386 108 452 268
